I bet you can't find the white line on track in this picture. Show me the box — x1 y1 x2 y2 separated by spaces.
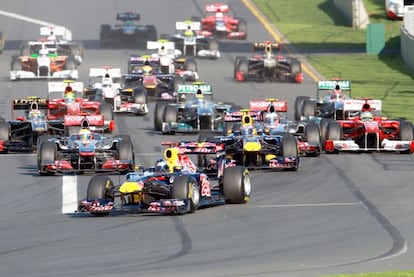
62 175 78 214
254 202 361 208
0 9 58 27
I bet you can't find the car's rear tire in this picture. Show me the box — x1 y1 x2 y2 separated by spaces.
294 96 310 121
162 105 177 134
326 122 343 154
289 59 301 81
302 99 316 118
236 19 247 38
281 134 299 171
319 118 333 151
172 175 200 213
11 58 22 71
154 101 169 131
234 56 246 79
399 120 414 153
185 58 197 73
223 166 251 204
236 59 249 81
305 122 320 156
117 139 134 172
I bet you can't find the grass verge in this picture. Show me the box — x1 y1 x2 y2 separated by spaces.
252 0 414 122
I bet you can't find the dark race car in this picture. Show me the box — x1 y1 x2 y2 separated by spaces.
78 140 251 216
99 12 157 48
234 41 303 83
0 97 63 153
192 3 247 39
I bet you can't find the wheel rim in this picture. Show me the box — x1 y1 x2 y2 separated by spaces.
191 183 200 206
243 173 252 197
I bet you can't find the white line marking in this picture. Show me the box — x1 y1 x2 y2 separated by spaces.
255 202 361 208
62 175 78 214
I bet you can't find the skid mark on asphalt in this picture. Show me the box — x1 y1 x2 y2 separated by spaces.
372 154 414 171
62 175 78 214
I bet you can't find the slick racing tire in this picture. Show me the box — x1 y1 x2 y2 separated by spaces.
154 101 169 131
326 122 343 154
0 122 9 141
162 105 177 135
185 58 197 73
223 166 251 204
319 118 333 151
233 56 246 79
38 141 56 176
87 176 114 200
399 120 414 153
304 123 321 157
281 134 299 171
302 99 316 118
86 176 114 216
133 87 147 105
236 59 249 82
236 18 247 38
294 96 310 121
117 139 134 173
289 59 301 81
11 58 22 71
172 175 200 214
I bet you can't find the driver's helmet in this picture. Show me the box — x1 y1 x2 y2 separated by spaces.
28 110 42 120
240 126 253 136
155 159 169 172
78 128 92 141
102 78 112 87
361 111 373 122
142 65 153 76
64 86 76 103
184 28 194 37
216 12 224 18
264 112 279 126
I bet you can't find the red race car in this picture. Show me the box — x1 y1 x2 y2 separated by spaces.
192 3 247 39
324 100 414 153
47 81 115 134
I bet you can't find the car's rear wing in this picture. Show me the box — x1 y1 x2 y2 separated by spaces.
343 99 382 112
147 40 175 51
12 97 48 111
205 3 229 13
249 99 288 112
317 80 351 91
253 41 280 51
64 114 104 127
176 21 201 31
89 67 122 79
176 84 212 95
40 26 72 41
224 110 263 122
116 12 140 21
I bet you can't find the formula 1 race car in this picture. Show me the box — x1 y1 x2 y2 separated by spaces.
171 21 220 59
99 12 157 48
0 97 63 153
385 0 414 19
78 141 251 215
248 99 321 157
146 40 200 81
204 110 300 170
10 40 78 81
294 80 352 121
158 83 232 134
234 41 303 83
324 100 414 153
84 67 148 116
192 3 247 39
37 120 135 175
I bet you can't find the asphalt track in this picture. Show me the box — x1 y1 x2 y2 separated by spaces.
0 1 414 276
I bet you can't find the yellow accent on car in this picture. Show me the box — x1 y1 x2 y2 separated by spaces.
119 182 143 193
244 142 261 152
164 147 179 173
265 154 276 162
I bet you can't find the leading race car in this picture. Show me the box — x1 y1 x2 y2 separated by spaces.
37 119 135 175
10 40 78 81
99 12 157 48
234 41 303 83
192 3 247 39
324 99 414 153
78 140 251 216
159 83 232 134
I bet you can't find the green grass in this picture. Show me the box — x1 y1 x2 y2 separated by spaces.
252 0 414 122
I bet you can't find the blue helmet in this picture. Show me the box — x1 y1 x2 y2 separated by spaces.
155 159 169 172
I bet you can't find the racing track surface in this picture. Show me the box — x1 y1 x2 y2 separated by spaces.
0 1 414 276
